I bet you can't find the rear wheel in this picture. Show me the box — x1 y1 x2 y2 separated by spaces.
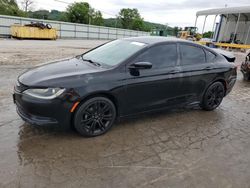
74 97 116 137
201 82 225 111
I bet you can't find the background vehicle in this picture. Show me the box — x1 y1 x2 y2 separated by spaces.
177 27 201 41
241 51 250 80
13 37 237 137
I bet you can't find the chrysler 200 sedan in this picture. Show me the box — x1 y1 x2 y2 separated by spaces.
13 37 237 137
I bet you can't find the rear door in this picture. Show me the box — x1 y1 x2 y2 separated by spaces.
178 43 217 104
123 43 183 115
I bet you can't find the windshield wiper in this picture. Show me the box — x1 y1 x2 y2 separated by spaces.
81 56 101 67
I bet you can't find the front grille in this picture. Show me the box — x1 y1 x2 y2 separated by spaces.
15 81 28 93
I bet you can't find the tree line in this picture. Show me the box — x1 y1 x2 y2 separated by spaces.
0 0 176 33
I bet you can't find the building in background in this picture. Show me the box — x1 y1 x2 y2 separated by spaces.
196 6 250 45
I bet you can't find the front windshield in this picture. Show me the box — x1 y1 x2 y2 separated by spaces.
82 40 147 67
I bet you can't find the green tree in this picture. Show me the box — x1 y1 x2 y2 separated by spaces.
28 9 49 19
0 0 25 16
202 31 214 38
65 2 104 25
92 11 104 26
118 8 145 31
48 10 65 21
28 9 67 21
104 18 122 28
66 2 90 24
131 18 144 30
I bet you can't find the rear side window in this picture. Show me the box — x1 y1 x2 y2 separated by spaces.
205 50 216 62
134 44 177 69
180 44 206 65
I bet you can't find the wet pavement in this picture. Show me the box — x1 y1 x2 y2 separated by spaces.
0 39 250 188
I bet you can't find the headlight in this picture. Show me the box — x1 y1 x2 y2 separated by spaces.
23 88 65 99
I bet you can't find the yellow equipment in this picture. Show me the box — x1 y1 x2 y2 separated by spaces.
196 41 250 49
177 27 201 41
11 25 57 40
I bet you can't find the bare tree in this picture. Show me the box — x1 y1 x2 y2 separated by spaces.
21 0 34 12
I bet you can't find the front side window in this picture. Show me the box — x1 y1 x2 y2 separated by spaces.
180 44 206 65
134 44 177 69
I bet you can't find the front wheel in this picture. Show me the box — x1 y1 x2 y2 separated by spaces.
201 82 225 111
74 97 116 137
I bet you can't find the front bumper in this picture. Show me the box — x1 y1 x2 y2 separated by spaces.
16 102 58 125
13 90 75 129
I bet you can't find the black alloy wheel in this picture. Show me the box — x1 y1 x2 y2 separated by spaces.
74 97 116 137
201 82 225 111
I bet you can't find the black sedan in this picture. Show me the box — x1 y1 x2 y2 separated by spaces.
13 37 237 137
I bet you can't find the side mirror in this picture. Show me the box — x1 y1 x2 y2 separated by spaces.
129 62 152 70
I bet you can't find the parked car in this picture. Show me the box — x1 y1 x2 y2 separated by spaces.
13 37 237 137
241 51 250 80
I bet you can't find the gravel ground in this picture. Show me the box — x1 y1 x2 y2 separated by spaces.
0 39 250 188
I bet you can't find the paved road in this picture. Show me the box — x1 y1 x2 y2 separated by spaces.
0 39 250 188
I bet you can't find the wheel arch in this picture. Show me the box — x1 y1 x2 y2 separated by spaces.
200 79 226 111
200 78 227 103
211 78 227 95
70 91 119 128
80 92 119 112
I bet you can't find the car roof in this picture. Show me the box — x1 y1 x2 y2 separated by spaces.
121 36 223 57
122 36 193 45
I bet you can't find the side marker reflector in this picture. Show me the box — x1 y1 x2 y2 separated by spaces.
70 102 80 113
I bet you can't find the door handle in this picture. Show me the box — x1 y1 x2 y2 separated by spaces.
203 66 213 70
168 70 180 74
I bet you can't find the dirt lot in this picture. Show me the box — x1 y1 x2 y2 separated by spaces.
0 39 250 188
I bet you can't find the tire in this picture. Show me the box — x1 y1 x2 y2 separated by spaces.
46 24 52 29
74 97 116 137
243 73 250 81
201 82 225 111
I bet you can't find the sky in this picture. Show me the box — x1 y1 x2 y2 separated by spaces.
17 0 250 32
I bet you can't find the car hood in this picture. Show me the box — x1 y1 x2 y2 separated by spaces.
18 57 104 87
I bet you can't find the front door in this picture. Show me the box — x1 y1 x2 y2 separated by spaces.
123 43 183 115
